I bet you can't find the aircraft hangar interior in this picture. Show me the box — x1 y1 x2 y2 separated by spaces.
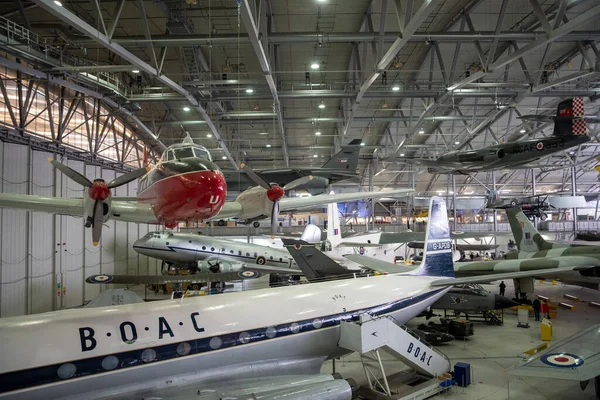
1 0 600 399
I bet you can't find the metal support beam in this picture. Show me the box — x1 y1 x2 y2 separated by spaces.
486 0 508 68
106 0 126 40
240 0 289 167
32 0 234 167
529 0 552 35
343 0 440 136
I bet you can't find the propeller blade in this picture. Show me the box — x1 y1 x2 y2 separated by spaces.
283 175 314 191
48 158 93 187
91 199 104 246
240 163 271 190
107 167 150 189
271 200 280 237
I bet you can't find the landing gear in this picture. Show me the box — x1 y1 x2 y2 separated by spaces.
253 221 260 228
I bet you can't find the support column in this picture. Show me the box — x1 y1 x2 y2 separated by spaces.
452 175 457 232
531 170 537 228
491 171 497 250
369 164 374 230
572 167 577 234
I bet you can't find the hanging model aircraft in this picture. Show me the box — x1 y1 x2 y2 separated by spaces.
222 139 363 194
388 98 594 175
0 197 579 399
0 134 415 245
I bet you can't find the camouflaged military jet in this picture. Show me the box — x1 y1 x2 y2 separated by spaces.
392 98 596 175
346 207 600 293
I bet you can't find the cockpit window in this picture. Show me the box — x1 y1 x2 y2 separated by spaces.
173 147 195 160
193 147 211 160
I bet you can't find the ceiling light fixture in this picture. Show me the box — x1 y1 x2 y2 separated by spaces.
315 131 321 136
266 144 272 148
454 140 460 145
519 128 526 133
418 129 425 134
206 133 212 138
245 88 254 94
310 63 320 70
360 142 365 146
313 154 318 158
183 106 190 112
392 86 400 91
54 0 62 6
221 156 227 160
258 132 268 135
318 102 325 109
400 153 405 157
131 69 140 74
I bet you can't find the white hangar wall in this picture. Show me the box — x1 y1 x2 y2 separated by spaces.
0 141 159 317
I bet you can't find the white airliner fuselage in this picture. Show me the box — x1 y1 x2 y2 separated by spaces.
0 275 447 399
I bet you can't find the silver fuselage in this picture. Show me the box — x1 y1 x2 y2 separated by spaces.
133 231 298 272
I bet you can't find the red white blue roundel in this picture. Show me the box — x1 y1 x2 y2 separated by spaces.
359 247 365 255
238 270 259 279
89 274 113 284
540 353 584 368
536 142 544 151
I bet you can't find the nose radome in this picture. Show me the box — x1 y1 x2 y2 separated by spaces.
494 294 520 309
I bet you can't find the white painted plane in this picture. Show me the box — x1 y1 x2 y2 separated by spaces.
0 197 573 399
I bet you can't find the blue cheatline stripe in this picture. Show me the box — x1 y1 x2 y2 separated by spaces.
0 288 445 394
132 245 291 265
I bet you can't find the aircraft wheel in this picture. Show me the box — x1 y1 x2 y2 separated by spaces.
190 283 200 290
256 256 266 265
253 221 260 228
218 220 226 226
541 213 548 221
510 199 518 206
527 215 535 221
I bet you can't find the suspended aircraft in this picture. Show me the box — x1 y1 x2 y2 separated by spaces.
390 98 594 175
222 139 363 194
0 134 415 245
0 197 581 399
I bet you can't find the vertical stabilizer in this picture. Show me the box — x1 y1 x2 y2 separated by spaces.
506 208 553 252
327 202 342 247
321 139 362 171
282 239 350 281
553 97 587 136
411 197 454 278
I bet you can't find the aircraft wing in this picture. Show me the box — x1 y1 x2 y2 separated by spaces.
429 267 582 286
279 188 414 211
508 324 600 381
85 270 264 285
337 242 382 248
110 201 158 223
0 193 84 216
342 255 417 274
377 231 510 244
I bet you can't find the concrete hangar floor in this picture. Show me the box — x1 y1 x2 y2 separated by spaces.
321 280 600 400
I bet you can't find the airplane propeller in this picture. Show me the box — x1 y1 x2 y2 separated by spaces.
240 163 313 235
48 158 149 246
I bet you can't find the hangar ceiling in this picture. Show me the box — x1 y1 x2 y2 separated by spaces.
1 0 599 196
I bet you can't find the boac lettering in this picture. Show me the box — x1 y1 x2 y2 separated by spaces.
191 312 205 332
120 321 138 344
79 327 97 352
158 317 174 339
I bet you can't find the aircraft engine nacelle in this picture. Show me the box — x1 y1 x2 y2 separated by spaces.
234 186 273 220
196 260 242 273
83 191 112 226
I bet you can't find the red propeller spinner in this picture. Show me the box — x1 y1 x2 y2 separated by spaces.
88 180 111 201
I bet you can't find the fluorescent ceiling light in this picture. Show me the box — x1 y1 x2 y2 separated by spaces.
418 129 425 134
360 142 365 146
313 154 318 158
392 86 400 91
315 131 321 136
258 132 268 135
318 102 325 109
54 0 62 6
311 63 320 69
183 107 190 112
221 156 227 160
266 144 272 148
206 134 212 138
454 141 460 145
400 153 405 157
519 128 526 133
131 69 140 74
245 88 254 93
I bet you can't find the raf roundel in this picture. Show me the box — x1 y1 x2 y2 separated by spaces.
89 274 114 284
540 353 584 368
536 142 544 151
238 270 259 279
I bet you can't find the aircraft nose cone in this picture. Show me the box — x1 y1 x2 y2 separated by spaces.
494 294 520 309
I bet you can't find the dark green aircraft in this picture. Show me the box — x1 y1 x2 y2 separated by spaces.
395 98 595 175
222 139 363 194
